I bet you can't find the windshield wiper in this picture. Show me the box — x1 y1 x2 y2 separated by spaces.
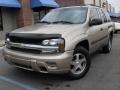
52 21 74 24
39 21 51 24
39 21 74 24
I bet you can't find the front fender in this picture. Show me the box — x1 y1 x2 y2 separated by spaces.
64 34 88 51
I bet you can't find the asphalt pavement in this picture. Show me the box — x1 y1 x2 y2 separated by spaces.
0 33 120 90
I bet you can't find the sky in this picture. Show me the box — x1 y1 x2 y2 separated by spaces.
108 0 120 13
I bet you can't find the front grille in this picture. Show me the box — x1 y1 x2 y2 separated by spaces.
6 33 61 54
7 33 43 44
9 37 42 45
9 47 41 54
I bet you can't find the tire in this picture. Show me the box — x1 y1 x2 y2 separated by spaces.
114 30 117 34
102 37 112 53
68 47 91 80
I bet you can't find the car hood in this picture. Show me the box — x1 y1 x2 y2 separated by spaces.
11 24 85 37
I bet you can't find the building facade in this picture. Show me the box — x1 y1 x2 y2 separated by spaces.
0 0 59 40
0 0 114 40
107 4 115 13
0 8 19 40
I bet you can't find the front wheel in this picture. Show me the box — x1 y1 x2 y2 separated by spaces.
68 47 91 80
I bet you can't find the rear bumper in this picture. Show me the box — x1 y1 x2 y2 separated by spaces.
3 47 73 74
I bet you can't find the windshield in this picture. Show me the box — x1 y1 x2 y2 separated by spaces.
41 7 88 24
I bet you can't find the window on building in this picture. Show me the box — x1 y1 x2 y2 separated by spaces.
0 8 3 31
93 0 96 5
33 9 49 23
99 0 101 7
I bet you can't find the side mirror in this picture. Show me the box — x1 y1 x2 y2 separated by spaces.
89 19 102 26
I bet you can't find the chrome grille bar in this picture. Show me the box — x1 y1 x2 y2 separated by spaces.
7 42 59 51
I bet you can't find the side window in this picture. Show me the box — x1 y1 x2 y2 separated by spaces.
90 8 100 20
104 11 111 22
0 9 3 31
98 9 107 23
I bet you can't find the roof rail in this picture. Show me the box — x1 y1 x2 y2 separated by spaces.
87 4 100 7
79 4 100 7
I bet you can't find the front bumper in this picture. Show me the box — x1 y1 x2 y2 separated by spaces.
3 47 73 74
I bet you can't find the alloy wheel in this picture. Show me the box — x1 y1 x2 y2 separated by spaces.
70 53 87 75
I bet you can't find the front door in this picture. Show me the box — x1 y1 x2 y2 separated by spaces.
87 8 105 53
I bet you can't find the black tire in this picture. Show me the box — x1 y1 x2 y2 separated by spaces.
68 47 91 80
114 30 118 34
102 37 112 53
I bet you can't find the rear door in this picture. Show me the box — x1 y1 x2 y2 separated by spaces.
97 8 109 45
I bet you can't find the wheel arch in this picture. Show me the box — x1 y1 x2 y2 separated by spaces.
75 40 89 51
110 31 113 40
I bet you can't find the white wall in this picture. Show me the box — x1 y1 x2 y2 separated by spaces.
95 0 100 6
84 0 108 11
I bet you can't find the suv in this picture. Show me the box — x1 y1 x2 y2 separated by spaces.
3 5 114 79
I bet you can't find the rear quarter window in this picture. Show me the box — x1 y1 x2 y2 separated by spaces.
103 10 111 22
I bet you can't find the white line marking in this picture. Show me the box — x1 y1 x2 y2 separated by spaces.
0 76 37 90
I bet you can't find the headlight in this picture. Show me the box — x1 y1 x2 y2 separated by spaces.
42 39 65 53
42 39 58 46
49 39 59 46
42 39 63 46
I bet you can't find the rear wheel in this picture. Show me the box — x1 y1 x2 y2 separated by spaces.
68 47 91 80
114 30 118 34
102 37 112 53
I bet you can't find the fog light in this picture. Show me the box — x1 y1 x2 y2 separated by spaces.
46 62 57 69
48 66 57 70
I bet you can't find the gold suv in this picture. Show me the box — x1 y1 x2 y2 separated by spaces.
3 5 114 80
